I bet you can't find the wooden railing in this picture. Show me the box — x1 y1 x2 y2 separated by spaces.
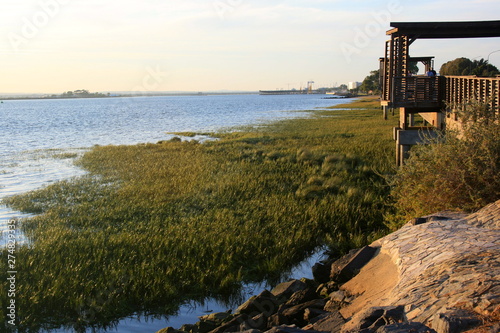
445 76 500 113
392 76 445 108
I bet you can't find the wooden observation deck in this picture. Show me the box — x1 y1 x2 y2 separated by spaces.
380 20 500 165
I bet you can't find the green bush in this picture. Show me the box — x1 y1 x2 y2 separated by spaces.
391 101 500 225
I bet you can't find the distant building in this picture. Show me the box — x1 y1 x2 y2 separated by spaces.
348 82 361 90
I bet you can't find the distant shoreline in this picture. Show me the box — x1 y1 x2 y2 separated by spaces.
0 91 259 101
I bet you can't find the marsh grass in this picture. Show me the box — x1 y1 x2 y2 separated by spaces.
1 96 398 332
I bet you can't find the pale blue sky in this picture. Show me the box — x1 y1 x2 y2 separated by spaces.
1 0 499 93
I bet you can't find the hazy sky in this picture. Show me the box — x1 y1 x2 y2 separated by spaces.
1 0 499 93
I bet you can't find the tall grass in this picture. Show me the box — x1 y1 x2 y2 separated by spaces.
1 96 398 332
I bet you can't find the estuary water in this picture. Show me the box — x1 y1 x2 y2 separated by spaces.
0 93 345 332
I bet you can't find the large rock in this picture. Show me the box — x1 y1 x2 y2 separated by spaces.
236 290 280 317
238 313 270 332
312 259 334 283
280 299 328 327
199 312 233 325
375 322 436 333
330 246 378 284
156 328 187 333
303 307 329 323
209 314 249 333
196 320 219 333
285 288 319 307
264 325 324 333
341 306 407 333
271 280 308 303
310 311 346 332
431 308 482 333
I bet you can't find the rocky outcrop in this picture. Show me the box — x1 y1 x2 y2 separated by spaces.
156 200 500 333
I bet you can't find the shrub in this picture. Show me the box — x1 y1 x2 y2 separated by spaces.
391 101 500 224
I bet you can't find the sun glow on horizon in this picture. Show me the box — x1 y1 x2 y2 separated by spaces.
1 0 499 94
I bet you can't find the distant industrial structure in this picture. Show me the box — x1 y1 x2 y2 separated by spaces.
259 80 323 95
259 81 353 95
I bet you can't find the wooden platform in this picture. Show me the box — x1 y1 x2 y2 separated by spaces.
379 20 500 165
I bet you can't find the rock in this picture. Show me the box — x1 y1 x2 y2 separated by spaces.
299 278 318 289
324 290 351 312
264 325 324 333
280 299 328 327
181 324 198 333
209 314 249 333
268 306 288 328
199 312 233 325
312 259 334 283
285 288 318 307
196 320 219 333
156 327 187 333
375 322 437 333
341 306 407 333
303 307 329 323
316 281 338 298
330 246 378 284
250 313 270 331
330 290 348 303
409 215 451 226
236 290 280 317
431 308 482 333
271 280 308 303
311 311 346 332
410 217 428 226
238 313 269 332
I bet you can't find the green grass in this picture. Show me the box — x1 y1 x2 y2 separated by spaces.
1 96 398 332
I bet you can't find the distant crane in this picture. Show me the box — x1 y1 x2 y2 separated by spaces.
307 81 315 94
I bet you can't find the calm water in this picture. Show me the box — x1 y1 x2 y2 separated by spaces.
0 94 345 332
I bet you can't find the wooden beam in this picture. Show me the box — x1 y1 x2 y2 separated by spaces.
387 20 500 39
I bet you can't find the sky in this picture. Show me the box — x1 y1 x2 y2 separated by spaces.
0 0 499 94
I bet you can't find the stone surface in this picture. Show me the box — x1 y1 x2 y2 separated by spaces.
431 308 482 333
271 280 308 303
330 246 378 284
209 314 249 333
156 328 187 333
375 322 437 333
199 312 233 324
238 313 269 332
341 306 407 333
279 299 327 327
350 200 500 326
310 311 346 332
236 290 280 317
284 288 318 307
264 325 323 333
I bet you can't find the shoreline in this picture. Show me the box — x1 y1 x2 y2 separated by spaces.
158 200 499 333
0 92 260 101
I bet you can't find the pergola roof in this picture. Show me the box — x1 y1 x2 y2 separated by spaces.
387 20 500 39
